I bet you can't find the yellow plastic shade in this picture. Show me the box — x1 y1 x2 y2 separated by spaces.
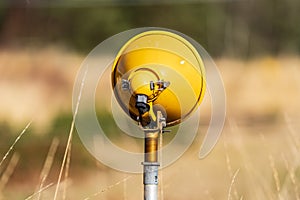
112 30 206 127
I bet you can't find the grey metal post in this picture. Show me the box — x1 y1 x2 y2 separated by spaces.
142 111 165 200
143 131 159 200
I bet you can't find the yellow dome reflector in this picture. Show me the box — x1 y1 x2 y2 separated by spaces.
112 30 206 127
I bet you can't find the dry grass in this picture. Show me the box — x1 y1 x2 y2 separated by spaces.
227 168 240 200
0 121 31 168
37 137 59 200
25 183 54 200
0 48 300 199
0 48 82 130
0 153 19 193
83 176 132 200
53 65 87 200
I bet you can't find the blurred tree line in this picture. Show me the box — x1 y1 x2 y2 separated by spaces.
0 0 300 58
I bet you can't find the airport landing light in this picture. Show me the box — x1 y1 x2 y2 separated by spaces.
112 30 206 200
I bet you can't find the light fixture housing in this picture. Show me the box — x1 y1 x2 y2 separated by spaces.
112 30 206 127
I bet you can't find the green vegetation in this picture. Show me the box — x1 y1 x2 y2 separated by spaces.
1 1 300 57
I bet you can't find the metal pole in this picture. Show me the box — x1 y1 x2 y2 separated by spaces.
143 131 159 200
142 111 165 200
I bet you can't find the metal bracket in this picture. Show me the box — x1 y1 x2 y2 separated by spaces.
142 162 160 185
121 79 130 91
149 80 170 91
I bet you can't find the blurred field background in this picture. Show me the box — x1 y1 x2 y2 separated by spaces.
1 0 300 199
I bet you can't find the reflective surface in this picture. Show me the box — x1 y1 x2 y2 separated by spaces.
112 30 206 127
